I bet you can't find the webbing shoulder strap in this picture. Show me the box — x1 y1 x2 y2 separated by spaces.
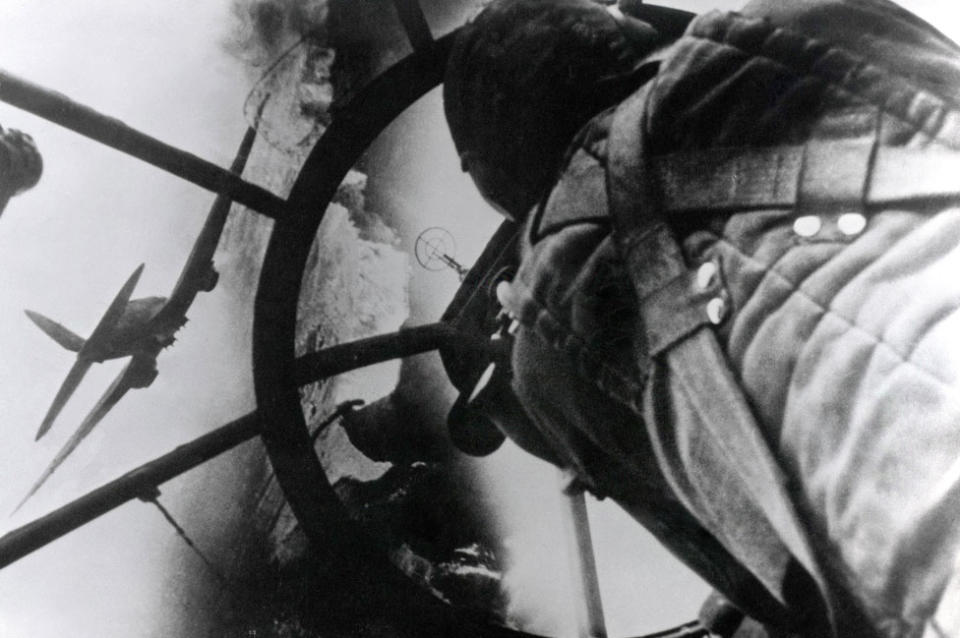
605 83 848 635
653 143 960 215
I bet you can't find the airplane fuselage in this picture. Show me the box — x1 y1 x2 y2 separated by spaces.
19 123 259 505
94 295 176 361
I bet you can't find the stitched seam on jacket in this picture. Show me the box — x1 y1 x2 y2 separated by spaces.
718 234 960 625
723 233 848 366
509 275 644 411
683 16 960 149
716 235 960 401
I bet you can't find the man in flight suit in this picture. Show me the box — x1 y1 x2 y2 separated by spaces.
443 0 960 635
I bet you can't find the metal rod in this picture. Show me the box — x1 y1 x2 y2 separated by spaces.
293 322 482 386
310 400 365 443
628 622 708 638
630 622 709 638
0 69 286 218
143 495 230 586
0 411 261 568
392 0 434 51
565 488 608 638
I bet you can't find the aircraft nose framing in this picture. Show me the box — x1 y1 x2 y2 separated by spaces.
0 2 711 637
15 1 927 637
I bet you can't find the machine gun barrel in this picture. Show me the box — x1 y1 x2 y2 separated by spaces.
0 69 285 218
0 411 260 568
293 322 486 386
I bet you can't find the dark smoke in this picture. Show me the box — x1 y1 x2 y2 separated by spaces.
227 0 329 67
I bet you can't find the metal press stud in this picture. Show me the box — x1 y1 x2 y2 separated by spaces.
707 297 727 325
706 297 727 325
696 261 718 290
837 212 867 236
495 280 512 307
793 215 822 238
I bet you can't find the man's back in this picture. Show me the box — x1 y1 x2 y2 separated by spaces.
446 2 960 635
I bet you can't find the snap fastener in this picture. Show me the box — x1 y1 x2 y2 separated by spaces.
696 261 718 290
793 215 822 238
495 280 512 307
837 212 867 236
706 297 727 325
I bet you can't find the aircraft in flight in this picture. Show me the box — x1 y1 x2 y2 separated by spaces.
15 123 259 511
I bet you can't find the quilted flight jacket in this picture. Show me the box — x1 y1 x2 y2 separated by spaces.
499 3 960 637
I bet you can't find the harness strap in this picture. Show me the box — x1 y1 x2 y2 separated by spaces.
606 82 848 635
655 143 960 215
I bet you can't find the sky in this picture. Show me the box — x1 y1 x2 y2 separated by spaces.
0 2 255 637
0 0 254 515
0 1 958 638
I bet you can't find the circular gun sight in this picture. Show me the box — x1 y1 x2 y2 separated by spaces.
415 226 469 279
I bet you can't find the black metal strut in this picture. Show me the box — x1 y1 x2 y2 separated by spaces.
0 70 286 218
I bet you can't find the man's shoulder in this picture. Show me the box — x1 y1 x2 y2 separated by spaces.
530 108 616 242
567 106 615 167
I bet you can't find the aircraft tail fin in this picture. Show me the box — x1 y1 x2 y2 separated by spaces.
25 310 85 352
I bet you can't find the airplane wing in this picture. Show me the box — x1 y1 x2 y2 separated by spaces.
34 264 145 440
153 125 258 328
34 358 94 441
80 263 145 360
16 355 156 513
